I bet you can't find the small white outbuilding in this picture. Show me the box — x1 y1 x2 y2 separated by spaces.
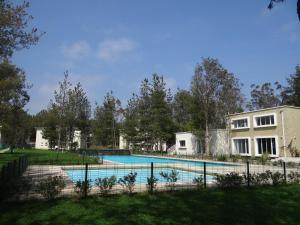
175 132 201 155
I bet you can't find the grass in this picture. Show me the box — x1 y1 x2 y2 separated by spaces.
0 149 99 168
1 185 300 225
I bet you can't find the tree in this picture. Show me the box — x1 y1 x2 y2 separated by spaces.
0 0 43 60
282 65 300 106
247 82 283 110
123 74 175 151
122 94 140 147
267 0 300 22
93 92 121 148
172 89 195 131
148 74 174 151
46 72 91 150
191 57 243 155
0 60 31 148
34 109 59 149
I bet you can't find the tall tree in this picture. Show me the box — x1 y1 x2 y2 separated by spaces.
93 92 121 148
191 57 243 155
123 74 175 151
247 82 283 110
0 0 43 60
282 65 300 106
172 89 195 131
47 72 91 150
0 60 31 148
148 74 174 151
122 93 140 147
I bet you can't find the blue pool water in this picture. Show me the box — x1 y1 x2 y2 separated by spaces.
103 155 231 167
65 168 215 185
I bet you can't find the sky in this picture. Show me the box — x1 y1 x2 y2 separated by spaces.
11 0 300 114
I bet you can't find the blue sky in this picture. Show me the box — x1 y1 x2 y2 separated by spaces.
12 0 300 114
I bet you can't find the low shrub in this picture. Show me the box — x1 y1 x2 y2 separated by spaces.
160 170 179 190
215 172 243 188
74 180 92 198
95 176 117 195
36 176 66 200
270 171 285 185
118 172 137 194
146 176 159 193
193 176 204 189
288 171 300 184
261 153 270 165
217 155 228 162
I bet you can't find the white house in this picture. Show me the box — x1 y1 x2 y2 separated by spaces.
35 128 85 150
174 130 229 156
35 127 49 149
175 132 201 155
119 134 167 151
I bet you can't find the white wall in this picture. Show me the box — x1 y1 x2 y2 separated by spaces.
209 129 230 156
35 128 84 150
35 128 49 149
175 132 200 155
119 135 127 149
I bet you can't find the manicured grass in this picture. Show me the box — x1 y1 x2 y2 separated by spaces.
1 185 300 225
0 149 99 167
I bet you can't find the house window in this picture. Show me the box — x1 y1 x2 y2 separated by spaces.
256 137 277 156
233 139 249 155
254 114 276 127
179 140 186 147
232 118 249 129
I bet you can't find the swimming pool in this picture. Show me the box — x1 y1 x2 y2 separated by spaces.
65 167 215 185
103 155 231 167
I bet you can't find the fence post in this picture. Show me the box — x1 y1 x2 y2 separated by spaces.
247 160 250 188
150 162 154 193
204 162 206 188
84 163 88 198
283 162 286 183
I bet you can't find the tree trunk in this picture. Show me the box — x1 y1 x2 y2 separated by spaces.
204 118 210 156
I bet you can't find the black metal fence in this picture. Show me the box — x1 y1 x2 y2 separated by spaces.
0 155 28 182
1 157 300 201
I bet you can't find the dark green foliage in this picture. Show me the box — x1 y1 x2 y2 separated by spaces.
0 61 31 147
160 170 179 190
193 176 204 189
270 171 285 185
92 91 121 148
217 154 228 161
42 72 91 150
215 172 244 188
74 180 92 198
288 171 300 184
95 175 117 195
247 82 282 110
0 0 43 60
118 172 137 194
283 65 300 106
36 176 66 200
146 176 159 192
123 74 175 151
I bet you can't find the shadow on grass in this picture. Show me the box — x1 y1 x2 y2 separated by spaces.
1 185 300 225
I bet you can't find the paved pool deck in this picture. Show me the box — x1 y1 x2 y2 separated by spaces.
17 159 300 200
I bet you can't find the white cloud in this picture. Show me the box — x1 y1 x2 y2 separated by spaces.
97 38 137 62
62 40 90 60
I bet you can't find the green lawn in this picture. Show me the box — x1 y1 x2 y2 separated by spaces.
0 149 98 168
1 185 300 225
